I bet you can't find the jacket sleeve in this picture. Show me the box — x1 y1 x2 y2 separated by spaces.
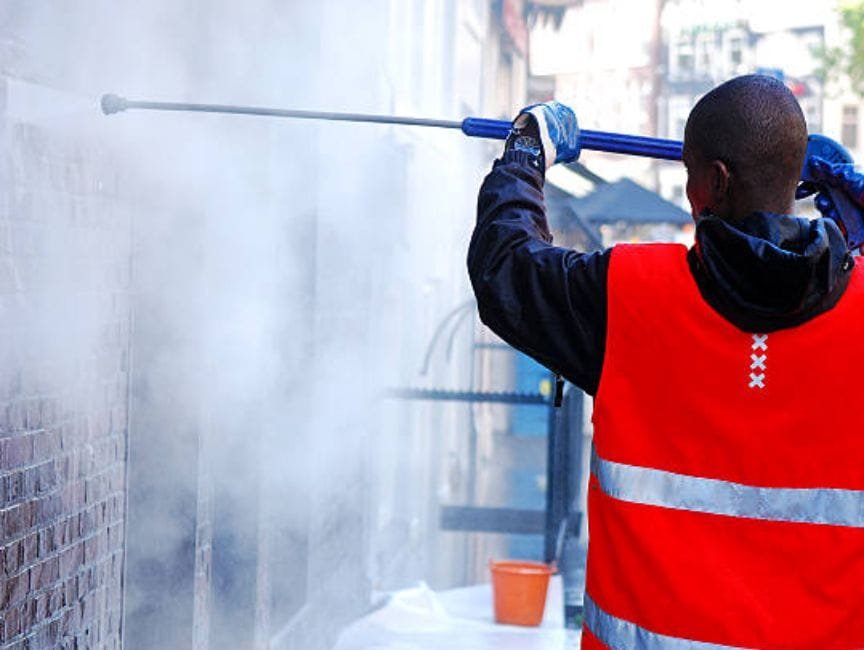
467 151 610 396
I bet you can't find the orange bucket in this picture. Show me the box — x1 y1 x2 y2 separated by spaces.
489 559 555 626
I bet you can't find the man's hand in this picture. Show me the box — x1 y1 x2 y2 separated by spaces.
507 101 581 170
797 157 864 250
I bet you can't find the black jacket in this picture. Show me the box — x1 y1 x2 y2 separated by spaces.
468 152 854 396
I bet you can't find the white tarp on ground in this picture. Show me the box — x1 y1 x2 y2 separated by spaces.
334 576 581 650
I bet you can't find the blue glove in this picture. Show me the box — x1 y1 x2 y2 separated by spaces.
512 101 581 169
797 156 864 250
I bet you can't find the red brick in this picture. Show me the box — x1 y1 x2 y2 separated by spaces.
20 597 35 631
33 429 60 461
35 494 62 523
81 565 94 591
21 466 37 498
37 525 55 557
33 617 62 647
73 512 85 541
106 522 123 551
80 592 95 624
3 602 21 639
85 475 102 504
62 480 84 508
21 532 38 564
79 507 96 537
56 454 71 482
38 460 58 491
80 443 95 475
55 518 71 547
49 585 64 615
2 433 33 465
110 551 123 581
111 494 123 519
4 539 22 576
34 591 48 621
3 501 34 538
7 471 24 501
60 543 84 576
2 570 30 607
61 606 76 634
84 535 100 565
31 556 59 590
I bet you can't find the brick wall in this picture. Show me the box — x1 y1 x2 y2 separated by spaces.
0 60 132 650
1 3 487 649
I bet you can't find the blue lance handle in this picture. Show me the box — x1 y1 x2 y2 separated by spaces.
460 119 857 191
460 117 684 161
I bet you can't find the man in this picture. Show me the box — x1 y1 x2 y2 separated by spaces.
468 75 864 648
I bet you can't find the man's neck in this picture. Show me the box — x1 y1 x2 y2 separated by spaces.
721 196 795 221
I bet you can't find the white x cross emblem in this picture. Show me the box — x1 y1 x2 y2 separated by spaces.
751 334 768 351
748 334 768 389
749 373 766 389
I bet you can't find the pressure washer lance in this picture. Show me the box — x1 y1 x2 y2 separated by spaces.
100 93 863 248
100 93 684 160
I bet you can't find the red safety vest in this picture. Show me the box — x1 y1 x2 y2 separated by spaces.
583 243 864 649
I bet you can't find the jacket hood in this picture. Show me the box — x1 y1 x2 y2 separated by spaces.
689 211 854 332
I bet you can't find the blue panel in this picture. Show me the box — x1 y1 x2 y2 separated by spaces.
506 468 546 559
511 352 550 437
508 534 544 559
509 467 544 509
508 353 550 558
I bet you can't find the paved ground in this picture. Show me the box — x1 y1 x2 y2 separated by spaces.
334 576 582 649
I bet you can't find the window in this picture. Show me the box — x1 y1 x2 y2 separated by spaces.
676 40 694 75
728 35 743 67
696 34 712 73
675 118 687 141
498 49 514 114
842 105 859 150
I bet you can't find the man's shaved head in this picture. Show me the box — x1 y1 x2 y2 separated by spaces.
683 75 808 220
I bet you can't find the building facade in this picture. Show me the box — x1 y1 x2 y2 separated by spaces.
0 1 559 649
658 0 833 209
821 6 864 164
531 0 858 212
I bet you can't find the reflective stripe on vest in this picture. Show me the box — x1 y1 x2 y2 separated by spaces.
591 447 864 529
584 593 742 650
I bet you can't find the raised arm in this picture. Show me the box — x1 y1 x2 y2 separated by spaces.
468 113 610 395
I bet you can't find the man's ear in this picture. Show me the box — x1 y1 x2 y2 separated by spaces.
709 160 731 204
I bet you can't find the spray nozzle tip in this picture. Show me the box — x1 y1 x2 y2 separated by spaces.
100 93 128 115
